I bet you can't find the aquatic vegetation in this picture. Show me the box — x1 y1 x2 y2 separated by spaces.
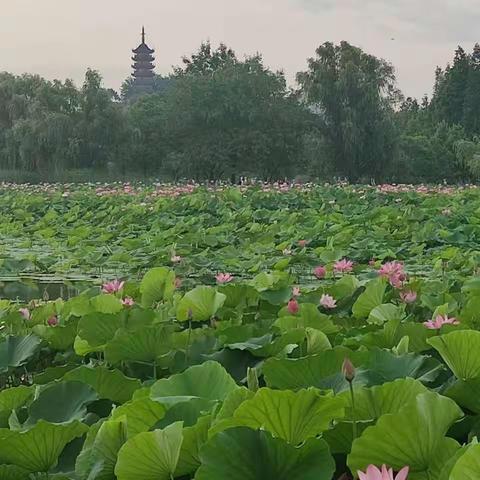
0 182 480 478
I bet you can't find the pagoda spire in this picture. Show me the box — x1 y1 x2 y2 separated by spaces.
142 26 145 44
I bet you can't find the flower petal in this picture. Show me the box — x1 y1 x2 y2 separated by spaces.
395 466 409 480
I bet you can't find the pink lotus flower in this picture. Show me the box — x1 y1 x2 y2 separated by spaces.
287 298 300 314
400 290 417 304
122 297 135 307
334 259 354 274
378 261 407 288
320 294 337 309
174 277 182 289
216 273 233 284
102 280 125 294
292 286 301 297
171 254 182 263
19 308 30 321
298 240 308 248
47 315 58 327
314 265 326 279
424 314 459 330
358 465 409 480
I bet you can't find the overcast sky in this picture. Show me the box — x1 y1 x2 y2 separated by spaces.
1 0 478 98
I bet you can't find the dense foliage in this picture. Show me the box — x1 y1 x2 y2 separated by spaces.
2 185 480 478
1 41 479 183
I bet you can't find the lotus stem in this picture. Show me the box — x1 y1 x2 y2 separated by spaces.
349 380 358 440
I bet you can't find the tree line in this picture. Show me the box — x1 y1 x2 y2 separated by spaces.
0 41 479 183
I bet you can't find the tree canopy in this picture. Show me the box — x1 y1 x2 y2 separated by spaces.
0 40 479 183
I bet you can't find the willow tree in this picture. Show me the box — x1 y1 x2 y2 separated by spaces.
297 41 401 181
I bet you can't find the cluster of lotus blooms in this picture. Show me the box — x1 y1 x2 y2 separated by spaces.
17 254 460 333
1 181 475 202
281 254 459 329
375 183 477 195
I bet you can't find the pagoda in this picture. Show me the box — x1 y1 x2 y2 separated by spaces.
131 27 156 93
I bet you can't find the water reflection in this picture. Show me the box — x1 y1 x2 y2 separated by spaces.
0 277 97 301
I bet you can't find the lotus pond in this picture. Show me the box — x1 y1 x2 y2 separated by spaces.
1 182 480 479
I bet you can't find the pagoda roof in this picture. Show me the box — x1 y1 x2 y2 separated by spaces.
132 63 155 70
131 54 155 62
133 42 155 55
132 27 155 54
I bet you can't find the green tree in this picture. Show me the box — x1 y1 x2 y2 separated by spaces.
431 46 470 127
156 44 311 181
463 44 480 135
175 41 237 76
76 69 132 170
297 41 400 181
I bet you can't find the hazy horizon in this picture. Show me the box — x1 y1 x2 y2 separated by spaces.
1 0 478 98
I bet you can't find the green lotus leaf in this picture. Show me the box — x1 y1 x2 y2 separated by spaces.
195 427 335 480
462 277 480 295
32 319 79 350
277 303 338 333
0 335 42 373
75 417 127 480
324 378 429 454
259 287 292 305
0 386 33 428
0 420 88 473
150 361 238 406
90 295 123 314
433 444 469 480
368 303 405 325
61 294 93 318
155 398 216 429
225 329 305 358
63 365 141 404
213 387 254 423
110 397 166 438
449 444 480 479
250 272 283 292
328 274 361 300
360 321 435 353
104 325 172 364
352 277 387 319
26 381 97 425
341 378 429 421
219 284 258 309
140 267 176 308
229 388 345 445
176 286 226 322
74 420 103 479
115 422 183 480
428 330 480 380
363 348 443 385
175 415 211 477
305 328 331 354
445 377 480 413
202 347 258 382
348 391 463 479
34 366 78 385
0 465 30 480
263 347 368 392
76 313 123 352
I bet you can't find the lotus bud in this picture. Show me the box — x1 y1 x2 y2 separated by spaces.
247 367 259 392
342 357 356 383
